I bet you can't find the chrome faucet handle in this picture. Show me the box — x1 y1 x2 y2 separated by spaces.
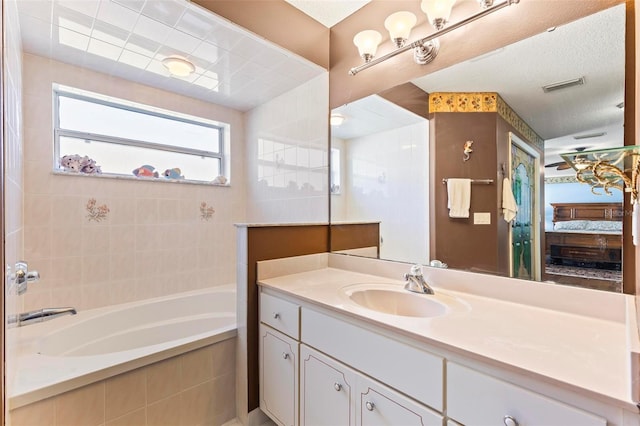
410 264 423 276
12 261 40 295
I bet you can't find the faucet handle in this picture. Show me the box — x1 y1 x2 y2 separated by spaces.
410 264 423 276
12 261 40 295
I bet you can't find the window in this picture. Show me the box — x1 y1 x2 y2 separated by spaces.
54 86 229 183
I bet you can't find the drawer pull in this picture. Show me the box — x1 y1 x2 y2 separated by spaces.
273 312 280 319
282 352 289 360
365 401 375 411
334 383 342 391
503 415 519 426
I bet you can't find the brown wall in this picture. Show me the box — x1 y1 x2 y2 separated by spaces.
429 112 544 278
430 112 500 275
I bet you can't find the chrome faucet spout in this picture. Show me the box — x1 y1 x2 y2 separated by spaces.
8 307 77 327
404 264 435 295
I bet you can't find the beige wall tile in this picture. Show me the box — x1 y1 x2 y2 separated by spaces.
180 381 215 426
212 338 237 378
105 368 147 421
55 382 105 426
147 357 181 403
180 347 214 390
147 395 181 426
105 408 146 426
10 398 55 426
213 372 236 422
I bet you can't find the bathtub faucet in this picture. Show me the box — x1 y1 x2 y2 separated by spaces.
8 307 77 327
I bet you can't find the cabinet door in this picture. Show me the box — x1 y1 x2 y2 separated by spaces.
260 324 299 426
357 375 443 426
300 345 356 426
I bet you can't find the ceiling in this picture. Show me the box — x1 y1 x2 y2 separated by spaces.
16 0 326 112
284 0 371 27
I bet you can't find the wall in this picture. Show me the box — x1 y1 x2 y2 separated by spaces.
332 121 430 264
4 0 24 410
21 53 246 313
245 73 329 224
9 338 236 426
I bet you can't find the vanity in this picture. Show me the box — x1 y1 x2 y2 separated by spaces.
256 253 640 426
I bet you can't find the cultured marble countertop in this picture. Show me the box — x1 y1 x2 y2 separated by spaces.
258 266 635 410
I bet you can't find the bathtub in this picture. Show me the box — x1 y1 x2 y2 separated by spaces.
8 285 237 409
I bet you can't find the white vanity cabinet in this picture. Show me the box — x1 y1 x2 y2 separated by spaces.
259 293 301 426
300 344 443 426
447 363 607 426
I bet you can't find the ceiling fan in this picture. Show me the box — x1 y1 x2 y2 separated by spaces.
545 147 588 170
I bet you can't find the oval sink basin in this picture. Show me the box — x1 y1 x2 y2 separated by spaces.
344 285 449 318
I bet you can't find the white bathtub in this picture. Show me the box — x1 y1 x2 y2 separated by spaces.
8 285 237 409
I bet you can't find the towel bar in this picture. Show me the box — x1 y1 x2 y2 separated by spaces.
442 178 494 184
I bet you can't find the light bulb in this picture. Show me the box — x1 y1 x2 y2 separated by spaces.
421 0 457 30
353 30 382 63
384 11 417 48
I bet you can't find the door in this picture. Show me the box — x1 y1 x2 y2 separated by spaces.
509 133 541 280
300 344 355 425
259 325 299 426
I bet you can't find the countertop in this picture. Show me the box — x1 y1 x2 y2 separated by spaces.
258 266 636 411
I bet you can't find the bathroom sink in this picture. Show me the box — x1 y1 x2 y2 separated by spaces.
343 284 449 318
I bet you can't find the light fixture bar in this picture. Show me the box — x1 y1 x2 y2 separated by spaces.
349 0 519 76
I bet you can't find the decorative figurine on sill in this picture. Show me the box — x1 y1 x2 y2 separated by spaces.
132 165 159 178
211 175 227 185
60 154 102 174
163 168 184 180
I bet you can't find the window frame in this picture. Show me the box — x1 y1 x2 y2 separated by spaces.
53 87 227 181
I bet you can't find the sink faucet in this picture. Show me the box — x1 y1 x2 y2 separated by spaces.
8 307 77 327
404 265 434 295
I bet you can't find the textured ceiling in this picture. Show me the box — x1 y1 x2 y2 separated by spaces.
284 0 371 27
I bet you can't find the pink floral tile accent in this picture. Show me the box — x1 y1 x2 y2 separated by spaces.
86 198 110 222
200 202 215 221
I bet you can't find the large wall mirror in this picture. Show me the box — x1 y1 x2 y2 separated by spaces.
330 4 627 293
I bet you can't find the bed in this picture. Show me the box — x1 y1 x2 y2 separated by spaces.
545 202 623 267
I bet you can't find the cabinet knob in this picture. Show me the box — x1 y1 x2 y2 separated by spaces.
273 312 280 319
333 383 342 391
365 401 375 411
503 415 519 426
282 352 289 360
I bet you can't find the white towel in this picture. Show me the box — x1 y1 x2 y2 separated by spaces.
447 178 471 218
502 177 518 223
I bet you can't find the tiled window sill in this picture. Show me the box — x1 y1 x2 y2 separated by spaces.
52 170 231 187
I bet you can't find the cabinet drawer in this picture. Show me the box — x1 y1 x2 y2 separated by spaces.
302 307 444 412
260 292 300 339
447 363 606 426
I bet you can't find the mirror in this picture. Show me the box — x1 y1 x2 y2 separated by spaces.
330 4 626 293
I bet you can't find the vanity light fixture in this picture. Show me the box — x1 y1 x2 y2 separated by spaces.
349 0 520 76
162 56 195 77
